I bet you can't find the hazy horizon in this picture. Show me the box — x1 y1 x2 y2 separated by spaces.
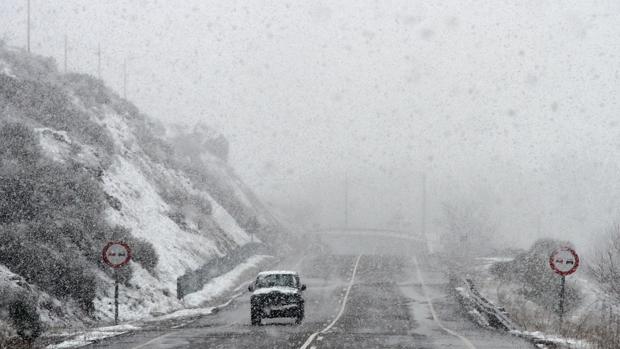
2 0 620 252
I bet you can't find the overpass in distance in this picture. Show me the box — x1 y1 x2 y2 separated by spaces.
305 227 429 256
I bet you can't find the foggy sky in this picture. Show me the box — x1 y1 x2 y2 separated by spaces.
2 1 620 252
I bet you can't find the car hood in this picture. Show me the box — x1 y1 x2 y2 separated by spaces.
252 286 299 296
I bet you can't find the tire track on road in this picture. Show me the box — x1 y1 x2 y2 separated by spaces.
299 254 362 349
413 257 477 349
125 254 307 349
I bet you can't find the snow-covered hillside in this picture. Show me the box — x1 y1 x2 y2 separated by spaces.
0 44 288 326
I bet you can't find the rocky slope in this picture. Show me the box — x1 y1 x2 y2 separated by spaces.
0 43 289 329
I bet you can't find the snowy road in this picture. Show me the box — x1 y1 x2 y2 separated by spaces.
82 237 533 349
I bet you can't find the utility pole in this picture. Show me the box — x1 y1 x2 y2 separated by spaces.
421 173 427 239
419 172 429 254
559 275 565 333
344 172 349 229
97 43 101 79
63 34 67 73
26 0 31 52
122 58 127 99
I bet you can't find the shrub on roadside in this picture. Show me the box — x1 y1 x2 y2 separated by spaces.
591 223 620 302
0 122 107 313
7 296 41 342
491 238 582 315
105 226 159 277
129 238 159 275
0 74 115 157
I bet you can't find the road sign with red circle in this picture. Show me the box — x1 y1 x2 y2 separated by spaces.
549 247 579 276
102 241 132 268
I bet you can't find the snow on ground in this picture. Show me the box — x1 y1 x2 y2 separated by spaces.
470 256 600 348
510 330 589 349
93 262 183 322
476 256 514 264
147 157 256 247
34 128 73 162
199 152 268 223
46 324 140 349
0 264 24 289
208 193 255 245
47 254 273 349
161 159 255 246
0 265 87 328
472 256 513 305
183 255 272 307
571 274 608 321
149 307 216 323
0 59 16 78
98 110 141 153
103 156 221 292
34 126 105 169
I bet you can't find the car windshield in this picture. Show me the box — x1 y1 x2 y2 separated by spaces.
256 274 298 289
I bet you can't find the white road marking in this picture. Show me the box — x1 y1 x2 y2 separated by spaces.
130 332 172 349
130 255 308 349
299 254 362 349
413 257 477 349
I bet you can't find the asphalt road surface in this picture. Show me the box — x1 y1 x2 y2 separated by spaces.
83 236 533 349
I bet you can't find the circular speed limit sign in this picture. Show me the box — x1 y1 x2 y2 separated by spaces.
102 241 132 268
549 247 579 276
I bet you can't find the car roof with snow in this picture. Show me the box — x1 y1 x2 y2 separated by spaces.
257 270 299 276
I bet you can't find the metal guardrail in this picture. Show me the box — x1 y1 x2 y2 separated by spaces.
456 278 574 348
177 243 270 299
456 278 519 332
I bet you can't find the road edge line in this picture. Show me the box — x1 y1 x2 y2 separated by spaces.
413 257 477 349
299 254 362 349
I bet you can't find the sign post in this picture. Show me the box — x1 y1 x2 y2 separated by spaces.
549 247 579 332
102 241 132 325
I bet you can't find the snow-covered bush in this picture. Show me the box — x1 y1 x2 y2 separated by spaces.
0 321 13 349
490 238 582 315
0 74 115 160
591 223 620 301
169 122 229 162
105 226 159 277
0 123 103 312
0 43 290 327
7 295 41 342
129 239 159 275
439 201 497 270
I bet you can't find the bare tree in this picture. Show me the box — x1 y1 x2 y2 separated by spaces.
440 201 497 269
591 223 620 301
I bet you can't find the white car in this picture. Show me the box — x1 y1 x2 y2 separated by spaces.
248 270 307 325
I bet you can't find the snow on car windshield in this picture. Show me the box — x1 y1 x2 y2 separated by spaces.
256 274 298 289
